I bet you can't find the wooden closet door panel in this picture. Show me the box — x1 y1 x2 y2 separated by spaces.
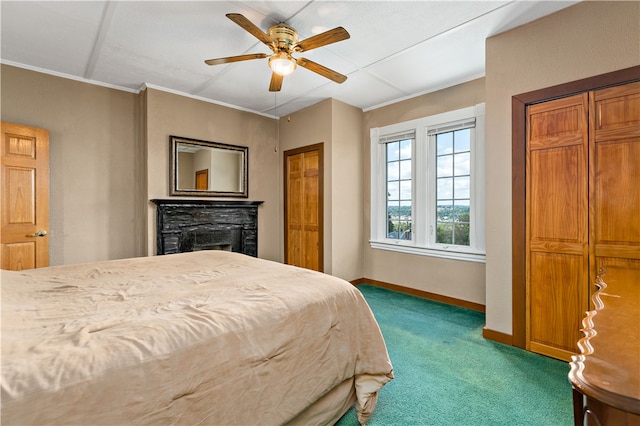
594 140 640 247
590 82 640 292
529 252 586 356
529 146 586 245
528 95 588 150
593 81 640 143
526 93 589 360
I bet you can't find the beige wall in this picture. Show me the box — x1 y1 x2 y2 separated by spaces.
278 98 364 280
0 67 281 265
1 65 143 265
331 100 364 280
279 100 331 272
484 1 640 335
362 78 487 305
144 88 281 261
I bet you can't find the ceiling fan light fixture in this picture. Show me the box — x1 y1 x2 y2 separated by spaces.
269 52 296 76
206 14 349 91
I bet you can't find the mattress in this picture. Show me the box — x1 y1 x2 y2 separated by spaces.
1 251 393 425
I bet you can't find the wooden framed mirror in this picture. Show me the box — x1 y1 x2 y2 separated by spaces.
170 135 248 197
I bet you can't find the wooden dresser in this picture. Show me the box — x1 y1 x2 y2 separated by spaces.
568 267 640 425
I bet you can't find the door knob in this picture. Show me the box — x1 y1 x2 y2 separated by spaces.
27 230 47 237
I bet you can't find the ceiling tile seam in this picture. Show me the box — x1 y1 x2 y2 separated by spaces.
256 84 329 115
238 0 316 37
84 0 117 80
278 0 349 41
281 0 315 27
308 2 506 87
195 37 274 97
256 68 405 115
363 71 486 112
352 67 415 98
351 1 514 71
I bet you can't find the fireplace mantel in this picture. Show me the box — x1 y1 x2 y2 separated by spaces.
151 199 264 257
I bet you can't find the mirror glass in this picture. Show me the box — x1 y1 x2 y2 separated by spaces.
170 136 248 197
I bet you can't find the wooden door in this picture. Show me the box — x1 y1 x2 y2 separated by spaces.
284 144 323 272
1 122 50 270
526 94 590 361
591 82 640 283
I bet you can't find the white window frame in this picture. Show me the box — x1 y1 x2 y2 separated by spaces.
370 103 486 262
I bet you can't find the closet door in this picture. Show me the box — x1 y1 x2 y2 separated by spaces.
591 82 640 283
284 144 323 272
526 94 590 361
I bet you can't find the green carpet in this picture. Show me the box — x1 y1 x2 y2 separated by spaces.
336 285 572 426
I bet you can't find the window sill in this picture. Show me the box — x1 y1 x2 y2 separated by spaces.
369 241 486 263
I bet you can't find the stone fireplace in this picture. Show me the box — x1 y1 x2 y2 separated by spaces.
151 199 263 257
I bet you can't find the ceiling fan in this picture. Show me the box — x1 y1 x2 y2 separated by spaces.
205 13 350 92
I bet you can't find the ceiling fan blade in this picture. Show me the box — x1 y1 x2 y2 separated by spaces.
226 13 273 47
205 53 268 66
295 27 350 52
269 72 284 92
296 58 347 84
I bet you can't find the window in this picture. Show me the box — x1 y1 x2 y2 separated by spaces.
370 104 485 262
385 136 413 240
435 128 470 246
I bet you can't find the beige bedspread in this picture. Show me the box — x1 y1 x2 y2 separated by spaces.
1 251 393 425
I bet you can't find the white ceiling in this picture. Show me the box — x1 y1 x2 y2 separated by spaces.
1 1 579 118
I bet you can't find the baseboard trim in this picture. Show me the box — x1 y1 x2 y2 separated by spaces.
482 327 513 346
351 277 485 313
352 278 516 346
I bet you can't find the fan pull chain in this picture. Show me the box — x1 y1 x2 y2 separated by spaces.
274 92 279 152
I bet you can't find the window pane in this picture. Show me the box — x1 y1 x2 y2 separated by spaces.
398 221 412 240
400 139 412 160
454 129 470 152
454 223 470 245
454 176 470 199
394 200 412 240
387 161 399 180
437 200 453 223
436 223 453 244
387 141 399 162
387 203 400 219
436 133 453 154
437 177 453 200
400 180 411 200
453 201 470 222
400 159 412 179
387 202 399 237
387 181 399 200
437 155 453 177
454 152 470 176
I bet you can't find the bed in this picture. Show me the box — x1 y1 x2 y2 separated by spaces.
1 251 393 425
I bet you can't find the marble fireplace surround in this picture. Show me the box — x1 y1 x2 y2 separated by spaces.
151 199 263 257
